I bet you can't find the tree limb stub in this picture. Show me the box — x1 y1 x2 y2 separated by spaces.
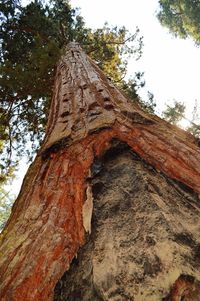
0 42 200 300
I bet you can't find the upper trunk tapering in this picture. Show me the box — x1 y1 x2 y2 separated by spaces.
42 42 152 152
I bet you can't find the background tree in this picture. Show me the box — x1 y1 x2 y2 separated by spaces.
162 100 186 125
122 72 157 114
0 0 143 185
162 99 200 139
157 0 200 44
187 100 200 138
0 187 14 230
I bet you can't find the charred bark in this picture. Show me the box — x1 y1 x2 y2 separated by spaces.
54 141 200 300
0 43 200 301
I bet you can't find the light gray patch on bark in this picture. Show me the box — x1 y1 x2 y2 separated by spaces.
54 141 200 301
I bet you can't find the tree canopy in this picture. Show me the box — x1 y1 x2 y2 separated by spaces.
157 0 200 44
186 100 200 138
0 186 14 230
0 0 144 184
162 101 186 125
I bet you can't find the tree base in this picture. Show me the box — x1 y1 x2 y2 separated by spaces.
54 141 200 301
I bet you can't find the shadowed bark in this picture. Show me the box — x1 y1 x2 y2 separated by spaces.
0 42 200 301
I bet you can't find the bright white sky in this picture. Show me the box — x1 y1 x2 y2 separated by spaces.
70 0 200 116
11 0 200 196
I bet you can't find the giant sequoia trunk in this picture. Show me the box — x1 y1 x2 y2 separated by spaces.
1 43 200 301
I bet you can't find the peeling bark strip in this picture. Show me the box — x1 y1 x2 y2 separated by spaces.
0 42 200 300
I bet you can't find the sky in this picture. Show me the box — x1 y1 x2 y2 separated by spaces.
70 0 200 116
10 0 200 195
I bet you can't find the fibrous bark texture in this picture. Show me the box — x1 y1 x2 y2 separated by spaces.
1 43 200 301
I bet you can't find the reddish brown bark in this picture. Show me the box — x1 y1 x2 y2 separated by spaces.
0 42 200 300
171 275 200 300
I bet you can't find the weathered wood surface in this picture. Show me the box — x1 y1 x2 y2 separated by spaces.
54 141 200 301
0 42 200 301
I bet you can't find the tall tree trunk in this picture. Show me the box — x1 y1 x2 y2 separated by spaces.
0 42 200 301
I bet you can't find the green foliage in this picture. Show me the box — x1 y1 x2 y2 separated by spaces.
162 99 200 139
187 100 200 137
162 100 186 125
142 91 157 114
157 0 200 44
122 72 145 100
0 0 143 185
0 187 15 230
84 25 143 82
122 72 156 114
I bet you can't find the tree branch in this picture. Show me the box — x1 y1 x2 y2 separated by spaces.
86 34 136 54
